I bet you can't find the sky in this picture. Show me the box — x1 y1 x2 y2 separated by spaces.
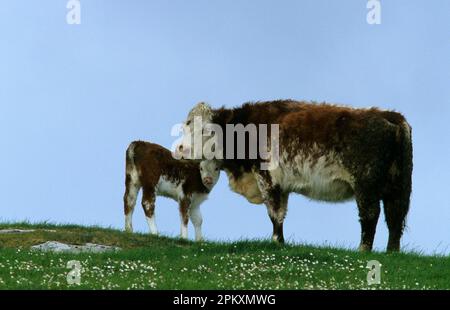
0 0 449 254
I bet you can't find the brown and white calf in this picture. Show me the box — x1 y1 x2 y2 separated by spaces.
176 100 413 252
123 141 220 241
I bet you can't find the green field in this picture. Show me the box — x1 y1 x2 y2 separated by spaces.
0 222 449 290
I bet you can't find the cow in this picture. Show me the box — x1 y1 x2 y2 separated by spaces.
124 141 220 241
175 100 413 252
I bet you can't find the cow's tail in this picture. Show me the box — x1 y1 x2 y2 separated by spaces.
397 120 413 216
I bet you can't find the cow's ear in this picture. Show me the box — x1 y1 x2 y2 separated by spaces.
188 102 213 120
195 102 212 114
197 101 209 108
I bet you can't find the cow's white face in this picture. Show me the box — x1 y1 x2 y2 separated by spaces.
175 102 214 159
199 160 221 190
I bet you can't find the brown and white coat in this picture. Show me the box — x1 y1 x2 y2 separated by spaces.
177 100 413 252
123 141 220 241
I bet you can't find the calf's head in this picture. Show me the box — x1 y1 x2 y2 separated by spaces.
199 160 221 190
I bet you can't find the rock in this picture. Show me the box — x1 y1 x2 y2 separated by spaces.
0 229 36 234
31 241 72 252
0 228 57 234
31 241 121 253
83 243 122 253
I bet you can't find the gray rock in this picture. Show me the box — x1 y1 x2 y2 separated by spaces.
31 241 121 253
31 241 72 252
0 229 36 234
0 228 57 234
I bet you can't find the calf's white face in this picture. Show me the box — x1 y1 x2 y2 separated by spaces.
199 160 220 190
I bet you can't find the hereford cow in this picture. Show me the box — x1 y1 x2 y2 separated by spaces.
175 100 413 252
124 141 220 241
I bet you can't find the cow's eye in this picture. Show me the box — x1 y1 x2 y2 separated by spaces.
186 120 191 126
215 168 219 171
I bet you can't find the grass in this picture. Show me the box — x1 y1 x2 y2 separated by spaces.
0 222 449 290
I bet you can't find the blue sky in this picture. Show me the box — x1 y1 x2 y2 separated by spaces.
1 0 449 254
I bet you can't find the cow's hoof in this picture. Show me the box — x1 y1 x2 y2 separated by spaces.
272 235 285 244
358 243 372 252
386 241 400 253
386 246 400 253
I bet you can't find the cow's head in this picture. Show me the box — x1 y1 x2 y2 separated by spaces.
175 102 214 160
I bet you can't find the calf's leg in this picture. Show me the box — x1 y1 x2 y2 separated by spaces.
179 198 190 239
189 204 203 241
142 186 157 235
124 174 139 233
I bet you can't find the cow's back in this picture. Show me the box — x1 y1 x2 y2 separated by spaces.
272 103 410 202
218 101 411 203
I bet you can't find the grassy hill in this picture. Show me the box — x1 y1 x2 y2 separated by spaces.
0 222 449 290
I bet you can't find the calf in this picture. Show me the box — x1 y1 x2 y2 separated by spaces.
123 141 220 241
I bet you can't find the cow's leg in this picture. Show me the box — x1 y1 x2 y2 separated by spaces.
142 186 157 235
383 196 408 252
189 203 203 241
179 198 191 239
255 172 288 243
124 174 139 233
265 188 288 243
355 192 380 252
382 164 411 252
